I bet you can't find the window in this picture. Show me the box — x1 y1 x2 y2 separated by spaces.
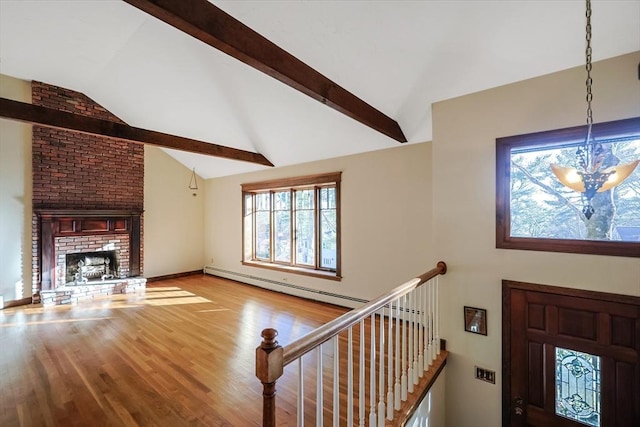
496 117 640 257
242 172 341 279
555 347 601 427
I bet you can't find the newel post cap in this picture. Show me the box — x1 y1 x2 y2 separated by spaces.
255 328 284 383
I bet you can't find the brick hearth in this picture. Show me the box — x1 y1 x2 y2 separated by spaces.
40 278 147 306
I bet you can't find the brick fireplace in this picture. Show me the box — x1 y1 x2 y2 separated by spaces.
31 82 146 305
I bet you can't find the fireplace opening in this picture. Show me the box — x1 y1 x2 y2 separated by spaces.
65 250 118 284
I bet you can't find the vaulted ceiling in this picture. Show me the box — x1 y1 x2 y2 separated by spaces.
1 1 638 178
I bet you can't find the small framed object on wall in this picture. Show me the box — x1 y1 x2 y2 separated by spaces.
464 306 487 335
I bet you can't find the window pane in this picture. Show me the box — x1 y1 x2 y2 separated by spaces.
274 211 291 262
256 192 270 211
320 186 336 209
243 194 253 260
555 347 601 427
244 193 253 216
510 137 640 241
274 191 291 210
255 212 270 259
320 187 337 270
273 191 291 262
295 210 315 266
255 192 271 260
296 189 314 209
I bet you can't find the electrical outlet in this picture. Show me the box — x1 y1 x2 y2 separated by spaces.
475 366 495 384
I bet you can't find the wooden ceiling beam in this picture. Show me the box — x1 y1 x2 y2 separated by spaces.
123 0 407 142
0 97 274 167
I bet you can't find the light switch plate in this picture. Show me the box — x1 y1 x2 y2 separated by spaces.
475 366 496 384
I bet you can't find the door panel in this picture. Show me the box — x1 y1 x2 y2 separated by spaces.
503 280 640 427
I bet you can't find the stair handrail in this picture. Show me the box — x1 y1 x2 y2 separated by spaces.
284 261 446 365
256 261 447 426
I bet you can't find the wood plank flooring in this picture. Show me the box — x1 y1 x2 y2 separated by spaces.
0 274 445 426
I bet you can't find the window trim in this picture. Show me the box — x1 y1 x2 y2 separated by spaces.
242 172 342 279
496 117 640 258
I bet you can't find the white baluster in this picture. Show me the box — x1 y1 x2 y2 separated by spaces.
359 320 365 427
407 291 414 393
426 280 430 364
435 276 440 357
369 313 376 427
394 296 401 410
348 327 353 427
431 279 436 363
401 294 408 401
378 309 385 427
418 285 424 378
317 345 323 427
333 336 339 427
423 281 429 373
298 357 304 427
413 289 419 385
427 279 433 363
386 302 394 421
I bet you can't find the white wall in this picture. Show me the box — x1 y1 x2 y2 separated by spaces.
143 146 205 277
204 142 434 305
433 52 640 427
406 368 446 427
0 75 32 305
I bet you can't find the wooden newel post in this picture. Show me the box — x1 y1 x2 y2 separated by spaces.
255 328 284 427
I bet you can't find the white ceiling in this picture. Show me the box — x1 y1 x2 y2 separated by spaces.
1 1 638 179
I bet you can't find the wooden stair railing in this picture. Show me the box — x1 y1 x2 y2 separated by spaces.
256 261 447 426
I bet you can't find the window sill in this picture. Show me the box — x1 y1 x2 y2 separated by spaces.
242 260 342 282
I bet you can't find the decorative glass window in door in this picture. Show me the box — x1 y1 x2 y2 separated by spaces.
555 347 601 427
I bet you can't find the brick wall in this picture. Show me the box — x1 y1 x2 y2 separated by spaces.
55 235 130 287
31 81 143 210
31 82 144 293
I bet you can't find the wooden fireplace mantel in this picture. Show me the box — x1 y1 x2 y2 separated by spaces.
36 209 142 217
36 209 142 290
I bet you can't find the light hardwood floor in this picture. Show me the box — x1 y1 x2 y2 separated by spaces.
1 274 445 427
1 275 352 426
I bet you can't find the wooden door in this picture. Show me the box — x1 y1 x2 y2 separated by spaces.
503 280 639 427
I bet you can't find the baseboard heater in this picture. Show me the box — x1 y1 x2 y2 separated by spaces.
203 266 367 307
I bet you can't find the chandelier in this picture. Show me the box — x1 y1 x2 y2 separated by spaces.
550 0 639 220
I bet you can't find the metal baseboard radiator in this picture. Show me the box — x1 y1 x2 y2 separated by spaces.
203 266 367 306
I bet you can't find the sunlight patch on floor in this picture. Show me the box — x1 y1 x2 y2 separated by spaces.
143 296 211 306
0 317 115 327
1 287 216 317
144 286 183 292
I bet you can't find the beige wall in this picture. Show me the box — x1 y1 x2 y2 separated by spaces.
143 146 205 277
204 142 434 305
0 75 32 305
433 52 640 427
406 368 446 426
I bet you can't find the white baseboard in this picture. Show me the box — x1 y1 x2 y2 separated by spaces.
203 265 366 309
